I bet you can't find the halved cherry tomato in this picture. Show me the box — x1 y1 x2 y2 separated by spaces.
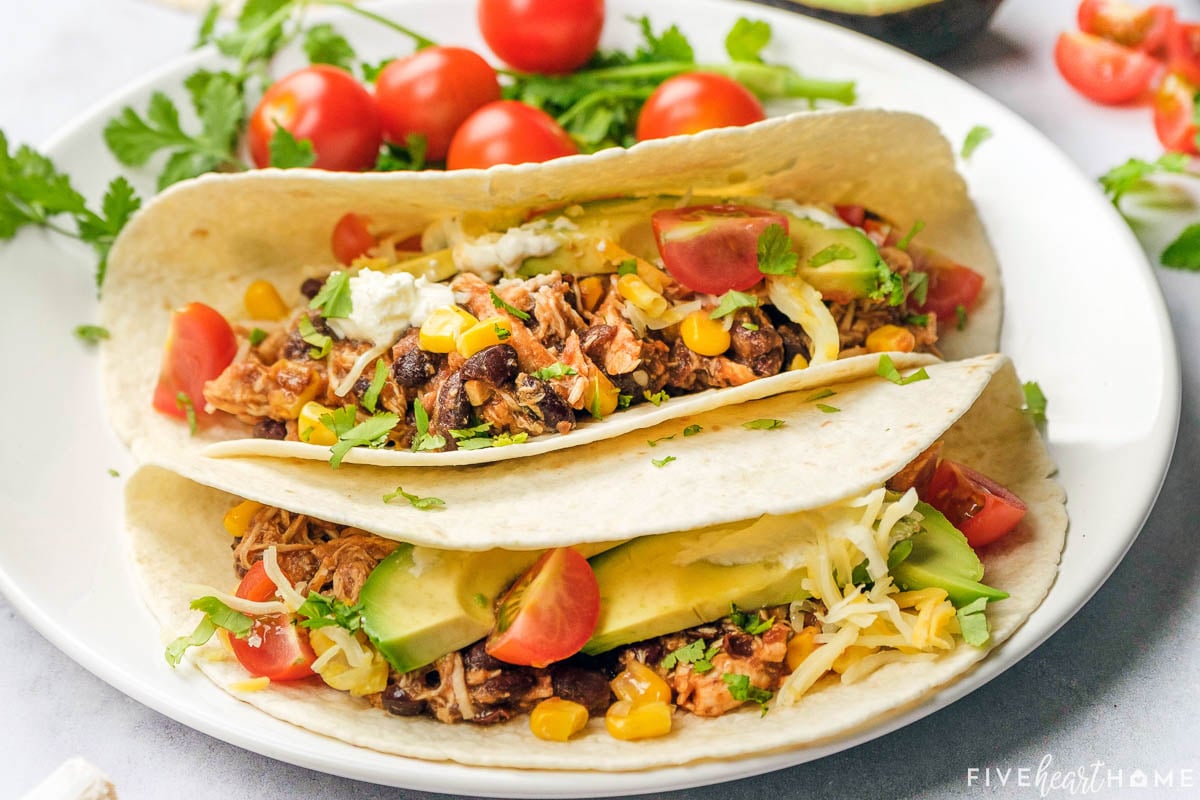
374 47 501 162
1054 31 1162 104
485 547 600 668
1167 20 1200 85
1077 0 1175 52
651 205 788 295
331 212 378 265
446 100 578 170
248 65 382 171
923 460 1027 549
478 0 605 75
1154 72 1200 153
834 205 866 228
152 302 237 424
636 73 766 141
228 561 317 682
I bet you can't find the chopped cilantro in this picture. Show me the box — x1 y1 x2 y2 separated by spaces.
896 220 925 251
382 485 446 510
176 392 197 435
449 422 491 441
375 133 428 172
648 434 675 447
803 388 835 403
722 673 773 711
955 304 968 331
309 272 353 318
297 314 332 358
617 259 639 276
455 437 496 450
906 271 929 306
1022 381 1048 425
741 322 760 331
164 596 254 668
248 327 267 346
742 418 785 430
661 638 721 673
73 324 110 344
730 604 774 635
644 389 669 406
876 354 929 386
296 592 364 632
808 243 856 267
725 17 771 62
961 125 992 160
493 431 528 447
756 224 798 275
489 288 531 320
956 597 991 647
323 408 399 468
710 290 759 319
107 468 120 478
816 403 840 413
411 398 445 453
651 455 676 468
683 424 702 436
531 362 578 380
267 126 316 169
1099 153 1188 206
494 323 511 340
617 393 634 409
904 313 930 327
362 359 388 413
1162 223 1200 271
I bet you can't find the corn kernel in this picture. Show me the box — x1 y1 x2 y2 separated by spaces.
611 660 672 706
585 370 620 419
617 273 669 317
223 500 263 538
420 306 478 354
530 698 589 742
785 626 821 672
865 324 916 354
457 317 513 358
298 401 339 446
788 354 809 371
578 276 605 312
244 279 289 321
230 676 272 692
680 311 732 357
605 700 673 741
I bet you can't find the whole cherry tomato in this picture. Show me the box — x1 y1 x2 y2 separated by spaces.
636 73 765 141
446 100 578 170
248 65 382 171
478 0 605 74
374 46 501 162
152 302 237 425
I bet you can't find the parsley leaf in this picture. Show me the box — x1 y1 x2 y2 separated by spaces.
1162 223 1200 270
961 125 992 160
490 288 531 320
411 398 446 452
248 327 267 346
74 325 110 344
634 15 695 62
730 605 774 635
176 392 198 435
725 18 772 63
1099 153 1188 206
808 243 856 267
644 389 669 406
268 126 317 169
382 485 446 510
756 223 798 275
531 362 578 380
742 418 785 430
303 23 357 70
325 409 399 468
1022 380 1048 425
803 388 835 402
297 314 332 358
896 220 925 251
722 673 773 711
309 272 353 318
362 359 388 413
651 455 676 468
956 597 991 647
876 353 930 385
710 290 759 319
683 424 702 436
296 592 365 632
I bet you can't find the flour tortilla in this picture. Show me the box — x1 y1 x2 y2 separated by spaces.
100 109 1000 471
124 354 1065 770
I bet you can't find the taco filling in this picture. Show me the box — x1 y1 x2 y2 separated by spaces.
160 196 983 457
166 443 1024 742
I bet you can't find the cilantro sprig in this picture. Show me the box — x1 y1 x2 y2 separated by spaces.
756 224 798 276
296 592 365 631
722 673 773 712
382 485 446 510
876 354 929 386
321 405 400 468
661 639 721 673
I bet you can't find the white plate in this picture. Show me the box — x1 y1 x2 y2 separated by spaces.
0 0 1178 795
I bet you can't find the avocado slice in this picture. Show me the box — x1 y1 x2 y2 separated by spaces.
783 216 898 303
583 517 812 655
360 542 619 673
891 503 1009 607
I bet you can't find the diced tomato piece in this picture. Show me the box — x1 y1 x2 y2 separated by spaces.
1167 20 1200 86
912 262 985 323
1078 1 1175 53
1054 31 1163 104
923 460 1027 549
152 302 237 424
834 204 866 227
1154 72 1200 153
331 213 377 265
651 205 788 295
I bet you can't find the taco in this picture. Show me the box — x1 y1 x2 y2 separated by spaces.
101 109 1000 471
125 354 1065 768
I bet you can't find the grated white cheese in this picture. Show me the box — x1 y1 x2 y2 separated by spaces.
261 547 308 613
452 220 563 281
182 584 289 617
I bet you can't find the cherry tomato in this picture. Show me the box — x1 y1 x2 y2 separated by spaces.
651 205 787 295
1154 72 1200 153
331 212 378 265
446 100 578 170
248 65 382 171
485 547 600 668
923 460 1027 549
1077 0 1175 52
228 561 317 682
910 261 985 323
1167 20 1200 86
834 205 866 228
1054 31 1162 104
374 47 501 162
478 0 605 75
636 73 766 141
152 302 237 424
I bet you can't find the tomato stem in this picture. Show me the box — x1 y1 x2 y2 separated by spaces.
318 1 438 50
556 86 657 128
560 62 855 105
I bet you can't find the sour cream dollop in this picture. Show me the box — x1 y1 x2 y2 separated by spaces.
452 218 572 281
327 268 454 346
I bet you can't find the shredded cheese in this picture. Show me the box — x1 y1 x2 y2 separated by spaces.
779 624 860 705
182 584 289 617
332 340 392 397
261 547 308 612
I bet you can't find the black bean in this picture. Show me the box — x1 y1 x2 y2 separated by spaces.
469 707 514 726
424 670 442 689
433 372 471 434
381 684 426 716
517 374 574 431
300 277 325 300
579 324 616 362
478 670 535 702
393 347 437 388
461 344 519 385
461 641 505 673
551 665 612 716
725 633 755 659
252 419 287 440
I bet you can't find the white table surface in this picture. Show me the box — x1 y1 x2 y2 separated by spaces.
3 0 1198 797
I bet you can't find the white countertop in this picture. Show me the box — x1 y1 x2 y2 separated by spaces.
3 0 1198 797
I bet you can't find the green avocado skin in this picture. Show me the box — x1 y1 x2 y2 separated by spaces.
746 0 1005 58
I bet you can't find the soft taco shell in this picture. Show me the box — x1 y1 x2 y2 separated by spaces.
124 355 1064 770
100 109 1000 470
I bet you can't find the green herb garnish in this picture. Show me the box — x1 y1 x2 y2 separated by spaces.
741 322 759 331
303 22 356 70
531 362 578 380
955 304 968 331
267 126 316 169
644 389 669 406
742 418 785 430
1100 153 1188 206
617 259 639 276
722 673 773 712
74 325 110 344
411 398 445 453
756 224 798 275
1022 381 1047 425
961 125 992 160
617 393 634 409
297 314 332 358
808 243 856 267
896 220 925 251
816 403 840 413
661 638 721 673
382 485 445 510
309 271 353 319
248 327 267 346
164 596 254 667
362 359 388 413
651 455 676 468
730 604 774 635
107 468 120 478
296 592 365 632
876 354 929 386
710 290 759 319
176 392 197 435
648 434 675 447
489 288 531 321
683 424 702 436
956 597 991 647
322 407 399 468
904 313 930 327
906 271 928 306
1162 223 1200 270
803 388 835 402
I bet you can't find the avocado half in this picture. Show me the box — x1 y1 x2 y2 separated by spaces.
747 0 1005 58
